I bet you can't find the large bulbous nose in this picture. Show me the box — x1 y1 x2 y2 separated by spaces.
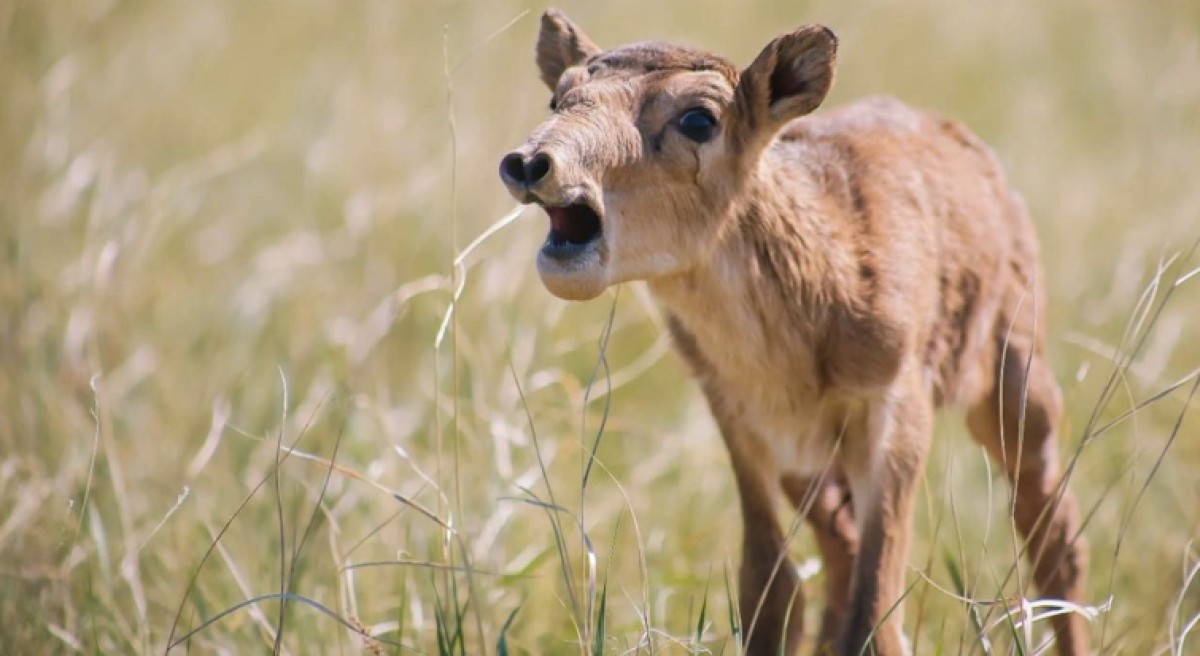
499 150 553 192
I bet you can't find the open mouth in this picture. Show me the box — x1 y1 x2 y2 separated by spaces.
541 201 602 258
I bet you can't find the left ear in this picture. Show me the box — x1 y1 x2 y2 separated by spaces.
730 25 838 150
536 9 602 90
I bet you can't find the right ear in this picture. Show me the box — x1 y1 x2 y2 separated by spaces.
536 9 601 90
729 25 838 156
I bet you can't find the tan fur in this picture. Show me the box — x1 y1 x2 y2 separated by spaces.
501 9 1089 655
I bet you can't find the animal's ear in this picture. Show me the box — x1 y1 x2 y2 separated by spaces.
536 9 601 90
730 25 837 148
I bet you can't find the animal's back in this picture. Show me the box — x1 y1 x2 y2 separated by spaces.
776 96 1045 406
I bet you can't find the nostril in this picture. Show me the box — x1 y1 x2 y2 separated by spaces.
500 153 527 184
525 152 552 185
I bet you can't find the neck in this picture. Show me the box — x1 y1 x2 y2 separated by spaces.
649 156 851 323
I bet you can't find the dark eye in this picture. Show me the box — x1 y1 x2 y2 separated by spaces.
677 109 717 142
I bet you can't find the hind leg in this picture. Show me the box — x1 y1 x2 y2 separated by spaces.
782 471 859 654
967 336 1089 656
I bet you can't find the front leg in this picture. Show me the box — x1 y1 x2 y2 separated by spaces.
706 399 804 655
838 379 932 656
728 437 805 656
675 319 803 654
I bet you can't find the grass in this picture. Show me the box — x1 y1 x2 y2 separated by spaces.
2 0 1199 653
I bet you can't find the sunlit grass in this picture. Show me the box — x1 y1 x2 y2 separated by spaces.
2 0 1199 654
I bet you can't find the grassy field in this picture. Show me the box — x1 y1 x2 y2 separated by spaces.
2 0 1199 653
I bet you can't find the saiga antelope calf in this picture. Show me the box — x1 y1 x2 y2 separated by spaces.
499 10 1089 656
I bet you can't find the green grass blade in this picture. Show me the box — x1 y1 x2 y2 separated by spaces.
496 602 522 656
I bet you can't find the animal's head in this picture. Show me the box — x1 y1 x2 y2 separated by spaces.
499 9 837 300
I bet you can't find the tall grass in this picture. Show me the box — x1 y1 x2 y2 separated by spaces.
2 0 1198 653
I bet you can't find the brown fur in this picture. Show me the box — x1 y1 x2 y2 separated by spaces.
501 9 1089 655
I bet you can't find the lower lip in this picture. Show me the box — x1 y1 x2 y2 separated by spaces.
541 235 599 260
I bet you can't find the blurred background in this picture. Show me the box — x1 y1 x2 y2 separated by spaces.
2 0 1198 653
